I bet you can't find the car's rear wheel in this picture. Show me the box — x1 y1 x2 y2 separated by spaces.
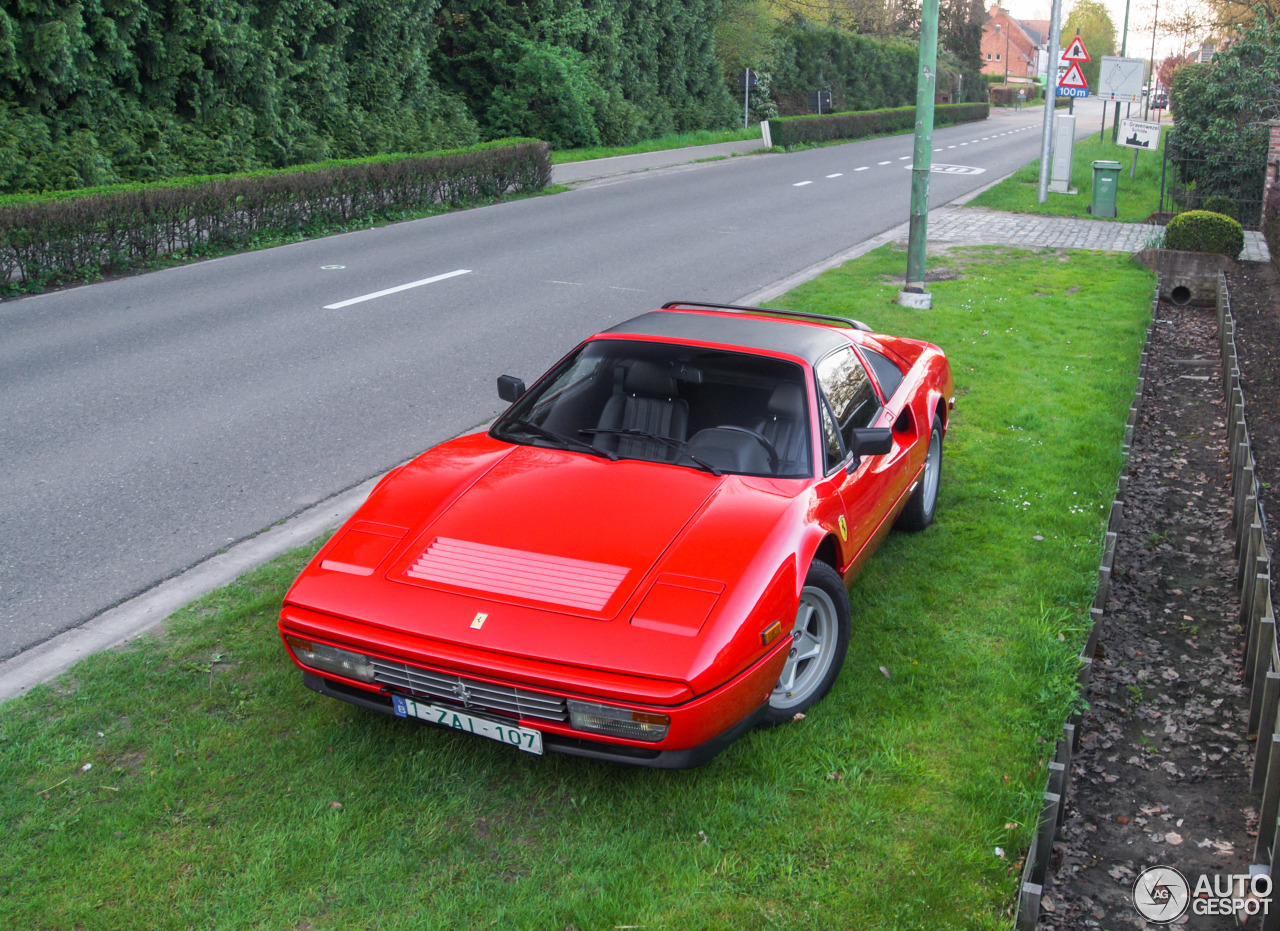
896 415 943 532
763 560 851 724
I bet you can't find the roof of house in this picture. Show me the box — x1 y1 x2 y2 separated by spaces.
1021 20 1051 44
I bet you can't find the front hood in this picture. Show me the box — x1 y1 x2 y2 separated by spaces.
386 445 722 619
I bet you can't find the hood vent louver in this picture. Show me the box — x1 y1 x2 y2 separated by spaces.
404 537 629 612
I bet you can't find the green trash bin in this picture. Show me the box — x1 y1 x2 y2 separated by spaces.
1089 160 1122 218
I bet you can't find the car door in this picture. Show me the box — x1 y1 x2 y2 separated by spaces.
813 346 911 571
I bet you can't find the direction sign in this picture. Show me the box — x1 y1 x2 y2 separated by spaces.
1062 35 1090 62
1097 56 1145 102
1118 118 1161 150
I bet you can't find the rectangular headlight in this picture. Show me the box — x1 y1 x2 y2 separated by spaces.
286 635 376 683
567 700 669 743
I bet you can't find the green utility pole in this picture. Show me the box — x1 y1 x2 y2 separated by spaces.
1112 0 1132 142
899 0 940 309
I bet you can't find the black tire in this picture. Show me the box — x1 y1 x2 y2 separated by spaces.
763 560 851 725
896 415 943 532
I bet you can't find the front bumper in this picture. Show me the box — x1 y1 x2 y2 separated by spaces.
302 672 768 768
280 609 789 769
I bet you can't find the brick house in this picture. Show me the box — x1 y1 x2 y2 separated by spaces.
981 5 1044 81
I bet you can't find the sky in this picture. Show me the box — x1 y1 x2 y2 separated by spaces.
1000 0 1212 60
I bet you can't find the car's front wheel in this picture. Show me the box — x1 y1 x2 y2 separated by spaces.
763 560 851 724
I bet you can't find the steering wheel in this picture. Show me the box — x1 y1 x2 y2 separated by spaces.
714 425 780 472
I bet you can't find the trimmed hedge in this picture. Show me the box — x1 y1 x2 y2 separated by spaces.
988 84 1042 105
1164 209 1245 259
0 139 550 290
767 103 989 149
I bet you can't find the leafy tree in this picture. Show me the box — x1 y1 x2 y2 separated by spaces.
716 0 777 83
940 0 985 71
1063 0 1116 89
1200 0 1280 30
1167 11 1280 225
1157 52 1195 91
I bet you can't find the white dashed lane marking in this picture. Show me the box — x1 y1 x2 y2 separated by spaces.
324 269 472 309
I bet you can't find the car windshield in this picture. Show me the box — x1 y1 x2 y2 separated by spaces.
492 338 813 478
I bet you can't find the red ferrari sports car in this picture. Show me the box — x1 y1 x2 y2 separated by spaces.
279 302 953 768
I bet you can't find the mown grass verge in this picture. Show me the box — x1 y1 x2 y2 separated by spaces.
0 244 1152 930
967 130 1167 224
551 127 763 164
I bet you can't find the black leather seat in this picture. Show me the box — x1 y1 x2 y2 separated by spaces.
754 382 809 474
593 361 689 461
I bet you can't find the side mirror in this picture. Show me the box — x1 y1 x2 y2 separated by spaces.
850 427 893 457
497 375 526 403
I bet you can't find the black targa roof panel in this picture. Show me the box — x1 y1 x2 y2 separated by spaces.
603 310 853 365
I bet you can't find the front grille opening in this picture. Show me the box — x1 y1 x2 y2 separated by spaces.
370 659 569 723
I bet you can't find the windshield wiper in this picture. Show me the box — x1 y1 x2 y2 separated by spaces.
500 419 617 460
580 428 721 476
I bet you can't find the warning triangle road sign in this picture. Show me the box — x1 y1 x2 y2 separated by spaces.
1062 35 1090 61
1059 61 1089 88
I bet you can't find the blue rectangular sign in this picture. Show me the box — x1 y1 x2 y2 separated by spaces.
1056 86 1091 98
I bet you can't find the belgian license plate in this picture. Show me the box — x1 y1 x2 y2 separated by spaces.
391 695 544 755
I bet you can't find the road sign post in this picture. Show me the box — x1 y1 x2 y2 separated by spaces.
1036 0 1063 203
740 68 758 128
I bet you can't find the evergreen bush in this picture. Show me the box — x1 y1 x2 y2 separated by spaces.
1201 195 1238 219
1163 210 1245 259
0 0 481 194
432 0 736 148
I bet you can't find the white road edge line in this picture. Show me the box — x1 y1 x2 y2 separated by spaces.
324 268 472 309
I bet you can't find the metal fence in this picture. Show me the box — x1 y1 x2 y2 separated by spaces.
1160 130 1267 230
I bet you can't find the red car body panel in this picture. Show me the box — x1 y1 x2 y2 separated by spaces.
279 305 953 767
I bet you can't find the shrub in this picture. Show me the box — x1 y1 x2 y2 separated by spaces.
988 85 1041 106
1163 209 1245 259
1202 194 1238 219
0 139 551 291
768 102 988 148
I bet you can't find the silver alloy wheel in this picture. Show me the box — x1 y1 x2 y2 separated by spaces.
770 584 840 711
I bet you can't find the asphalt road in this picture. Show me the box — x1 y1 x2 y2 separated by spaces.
0 100 1110 662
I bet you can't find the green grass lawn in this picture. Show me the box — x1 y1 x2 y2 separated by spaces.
968 129 1167 224
0 245 1153 930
